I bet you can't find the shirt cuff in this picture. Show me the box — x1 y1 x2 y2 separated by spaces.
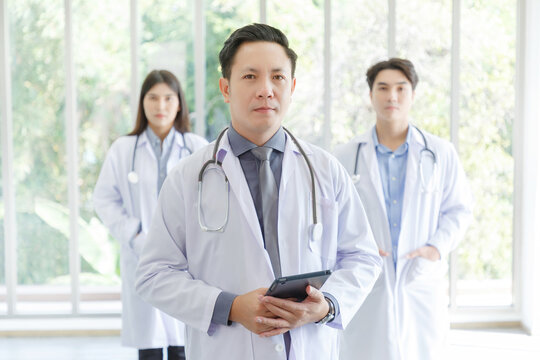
322 292 340 322
211 291 237 326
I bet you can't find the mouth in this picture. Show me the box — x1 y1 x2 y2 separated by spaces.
385 106 399 111
254 106 275 113
155 114 165 118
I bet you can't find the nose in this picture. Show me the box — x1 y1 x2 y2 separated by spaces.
157 98 166 109
389 88 398 102
256 78 274 99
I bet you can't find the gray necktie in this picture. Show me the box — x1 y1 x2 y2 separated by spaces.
251 147 281 278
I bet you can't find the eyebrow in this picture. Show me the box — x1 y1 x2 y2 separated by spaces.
147 92 176 96
376 81 409 86
240 67 286 73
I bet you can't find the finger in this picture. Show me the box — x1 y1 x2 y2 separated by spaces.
262 301 295 320
259 327 290 338
405 250 420 259
262 295 302 312
256 315 290 329
379 249 390 257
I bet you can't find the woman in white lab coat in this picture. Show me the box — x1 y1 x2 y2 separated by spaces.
93 70 208 360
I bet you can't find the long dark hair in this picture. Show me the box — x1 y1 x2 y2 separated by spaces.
128 70 191 135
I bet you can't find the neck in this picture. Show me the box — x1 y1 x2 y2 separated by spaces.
375 119 409 151
149 124 173 142
231 123 280 147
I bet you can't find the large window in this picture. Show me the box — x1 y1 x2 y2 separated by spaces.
74 0 130 314
0 0 519 319
457 0 515 307
10 0 70 314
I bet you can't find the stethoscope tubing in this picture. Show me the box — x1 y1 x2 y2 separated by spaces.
129 130 192 184
353 125 437 191
198 126 321 234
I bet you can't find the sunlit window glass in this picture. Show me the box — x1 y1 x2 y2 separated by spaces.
11 0 70 314
204 0 258 140
74 0 130 314
331 1 388 146
267 0 324 145
140 0 194 114
457 0 515 307
396 0 452 138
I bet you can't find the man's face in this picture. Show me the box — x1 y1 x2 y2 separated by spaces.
370 69 414 126
219 41 296 143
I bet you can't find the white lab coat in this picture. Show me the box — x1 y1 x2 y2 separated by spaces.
135 130 383 360
334 126 472 360
93 130 208 349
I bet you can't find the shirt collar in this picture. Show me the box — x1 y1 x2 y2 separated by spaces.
146 126 175 149
372 125 411 156
227 125 286 157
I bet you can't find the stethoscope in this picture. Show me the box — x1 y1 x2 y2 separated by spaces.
127 131 192 184
353 125 438 193
197 127 323 243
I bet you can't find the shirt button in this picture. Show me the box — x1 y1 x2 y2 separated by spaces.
275 343 284 352
393 200 397 204
393 223 397 227
391 154 395 159
392 177 396 181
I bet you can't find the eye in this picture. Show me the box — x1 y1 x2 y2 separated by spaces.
273 74 285 80
243 74 255 79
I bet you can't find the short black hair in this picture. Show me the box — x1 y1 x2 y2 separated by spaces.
219 23 298 79
366 58 419 91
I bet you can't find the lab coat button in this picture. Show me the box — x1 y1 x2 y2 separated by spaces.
275 343 284 352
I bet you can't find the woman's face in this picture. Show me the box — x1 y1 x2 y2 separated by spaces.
143 82 180 136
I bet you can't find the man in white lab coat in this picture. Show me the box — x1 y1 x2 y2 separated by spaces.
135 23 382 360
335 58 472 360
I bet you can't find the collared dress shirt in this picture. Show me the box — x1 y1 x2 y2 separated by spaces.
372 127 411 267
145 126 176 194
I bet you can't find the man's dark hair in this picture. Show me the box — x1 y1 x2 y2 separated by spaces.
366 58 419 91
219 23 298 79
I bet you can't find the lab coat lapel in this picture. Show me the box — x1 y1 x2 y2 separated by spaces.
279 134 300 193
219 137 265 250
361 132 387 220
400 128 421 231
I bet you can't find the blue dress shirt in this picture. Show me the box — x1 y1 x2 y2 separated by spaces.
146 126 176 195
373 127 411 267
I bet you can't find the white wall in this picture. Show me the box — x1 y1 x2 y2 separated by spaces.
516 0 540 336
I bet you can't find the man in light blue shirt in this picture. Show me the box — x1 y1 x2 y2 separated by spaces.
335 58 472 360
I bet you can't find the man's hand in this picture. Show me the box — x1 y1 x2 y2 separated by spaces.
379 249 390 257
405 245 441 261
229 288 278 335
255 285 329 338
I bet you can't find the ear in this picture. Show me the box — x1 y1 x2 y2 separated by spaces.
290 77 297 96
219 78 231 103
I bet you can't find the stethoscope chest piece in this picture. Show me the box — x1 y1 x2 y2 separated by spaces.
128 171 139 184
310 223 323 243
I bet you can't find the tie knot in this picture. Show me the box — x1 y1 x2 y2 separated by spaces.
251 147 273 161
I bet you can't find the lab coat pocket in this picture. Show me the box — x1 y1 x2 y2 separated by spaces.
406 257 444 284
308 197 338 268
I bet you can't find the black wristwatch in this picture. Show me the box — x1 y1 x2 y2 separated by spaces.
316 297 335 325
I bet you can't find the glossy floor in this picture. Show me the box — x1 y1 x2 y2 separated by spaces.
0 329 539 360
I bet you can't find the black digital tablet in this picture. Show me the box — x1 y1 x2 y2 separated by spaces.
265 270 332 301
